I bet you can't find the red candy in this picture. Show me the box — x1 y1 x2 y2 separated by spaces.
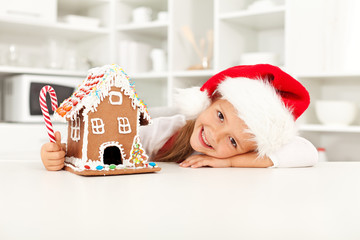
75 92 84 99
71 99 78 106
79 88 90 94
84 165 90 170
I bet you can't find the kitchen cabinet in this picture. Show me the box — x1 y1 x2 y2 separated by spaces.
286 0 360 161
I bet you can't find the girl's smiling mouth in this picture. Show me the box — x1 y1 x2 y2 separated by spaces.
199 127 213 149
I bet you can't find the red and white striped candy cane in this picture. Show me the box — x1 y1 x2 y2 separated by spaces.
39 85 58 143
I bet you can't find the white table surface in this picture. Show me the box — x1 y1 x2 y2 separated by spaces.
1 161 360 240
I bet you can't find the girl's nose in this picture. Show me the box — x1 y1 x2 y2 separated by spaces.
213 126 228 143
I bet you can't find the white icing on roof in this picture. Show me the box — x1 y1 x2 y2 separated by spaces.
55 64 151 123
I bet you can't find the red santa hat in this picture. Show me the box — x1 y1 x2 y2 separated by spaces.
174 64 310 157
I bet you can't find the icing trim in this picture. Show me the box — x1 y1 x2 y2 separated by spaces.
91 118 105 134
82 113 89 163
117 117 131 134
98 141 125 164
70 117 81 142
109 91 123 105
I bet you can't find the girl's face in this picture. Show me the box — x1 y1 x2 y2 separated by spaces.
190 99 257 159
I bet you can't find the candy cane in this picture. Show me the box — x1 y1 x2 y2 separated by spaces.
39 85 58 143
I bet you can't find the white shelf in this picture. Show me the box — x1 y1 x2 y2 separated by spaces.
131 71 168 80
58 0 111 11
172 70 216 78
296 72 360 80
299 124 360 133
117 21 168 38
219 6 285 29
0 66 87 77
0 17 110 41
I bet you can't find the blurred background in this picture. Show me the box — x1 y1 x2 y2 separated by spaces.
0 0 359 162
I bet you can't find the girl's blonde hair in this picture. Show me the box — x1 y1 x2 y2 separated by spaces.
153 120 195 162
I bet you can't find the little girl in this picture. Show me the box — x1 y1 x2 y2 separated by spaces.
41 64 318 170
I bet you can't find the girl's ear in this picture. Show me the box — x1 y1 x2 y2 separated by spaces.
211 91 222 102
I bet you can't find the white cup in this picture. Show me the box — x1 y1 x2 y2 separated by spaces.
46 38 67 69
7 44 19 66
150 48 167 72
157 11 168 22
64 48 77 70
132 7 152 23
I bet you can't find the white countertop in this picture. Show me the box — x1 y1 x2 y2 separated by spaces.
1 161 360 240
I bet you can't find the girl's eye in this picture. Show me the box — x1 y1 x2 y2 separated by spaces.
217 111 224 121
230 137 237 148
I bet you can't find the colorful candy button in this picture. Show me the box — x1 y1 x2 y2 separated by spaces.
149 162 156 167
109 164 116 170
96 165 103 170
84 165 90 170
63 103 72 111
56 107 67 117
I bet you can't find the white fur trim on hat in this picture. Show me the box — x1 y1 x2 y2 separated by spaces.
173 87 210 120
217 77 297 157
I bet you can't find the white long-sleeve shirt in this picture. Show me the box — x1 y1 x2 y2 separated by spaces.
140 114 318 167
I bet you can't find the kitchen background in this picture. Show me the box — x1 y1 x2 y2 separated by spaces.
0 0 359 162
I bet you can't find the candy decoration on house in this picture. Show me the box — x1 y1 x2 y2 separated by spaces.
39 85 58 143
55 64 160 176
130 137 148 166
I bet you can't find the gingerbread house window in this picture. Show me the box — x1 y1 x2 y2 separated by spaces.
109 91 123 105
91 118 105 134
117 117 131 134
70 117 81 141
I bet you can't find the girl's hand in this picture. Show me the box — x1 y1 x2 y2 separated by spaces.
40 131 66 171
179 154 231 168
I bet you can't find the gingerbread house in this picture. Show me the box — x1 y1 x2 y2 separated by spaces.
55 64 160 176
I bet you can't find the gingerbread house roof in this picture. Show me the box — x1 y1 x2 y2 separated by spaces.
55 64 151 123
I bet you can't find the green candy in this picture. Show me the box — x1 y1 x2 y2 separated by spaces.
109 164 116 170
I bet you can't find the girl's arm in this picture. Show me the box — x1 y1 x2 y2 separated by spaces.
179 151 272 168
267 136 318 168
180 136 318 168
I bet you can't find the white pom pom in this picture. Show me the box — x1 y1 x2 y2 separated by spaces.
173 87 211 119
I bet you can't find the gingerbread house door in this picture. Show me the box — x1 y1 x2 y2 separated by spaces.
103 146 122 165
98 142 125 165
